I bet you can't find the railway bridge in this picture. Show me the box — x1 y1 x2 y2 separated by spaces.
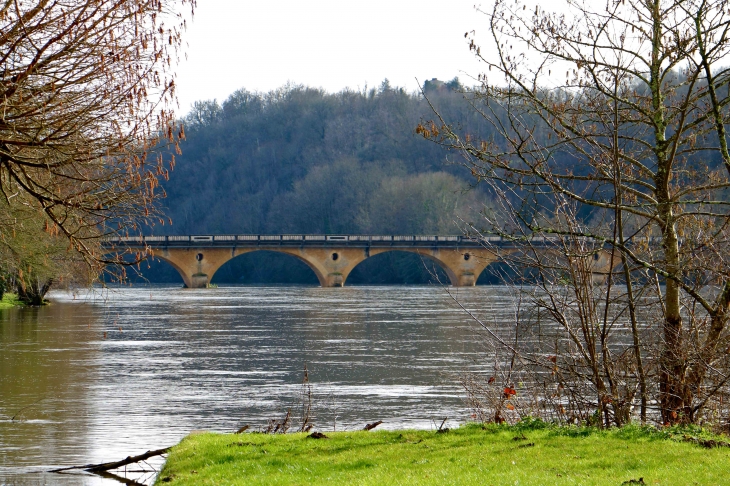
104 234 615 288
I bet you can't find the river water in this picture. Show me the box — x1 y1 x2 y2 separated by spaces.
0 285 514 485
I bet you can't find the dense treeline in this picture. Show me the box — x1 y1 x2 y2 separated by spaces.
158 79 488 235
142 80 498 284
131 75 728 286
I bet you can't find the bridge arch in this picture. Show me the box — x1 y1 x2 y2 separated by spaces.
212 249 321 284
366 247 498 287
346 249 458 286
346 250 452 285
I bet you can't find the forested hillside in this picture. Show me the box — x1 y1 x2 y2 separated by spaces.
141 80 499 284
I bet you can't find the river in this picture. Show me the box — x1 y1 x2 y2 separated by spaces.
0 285 514 485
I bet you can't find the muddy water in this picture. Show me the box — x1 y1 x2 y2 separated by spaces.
0 285 515 485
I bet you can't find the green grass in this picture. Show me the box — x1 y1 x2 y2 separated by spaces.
155 422 730 485
0 293 22 309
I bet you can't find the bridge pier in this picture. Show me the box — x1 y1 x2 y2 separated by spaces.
590 248 620 285
275 247 368 287
152 247 252 288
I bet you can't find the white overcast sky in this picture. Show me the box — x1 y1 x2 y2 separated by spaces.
173 0 490 115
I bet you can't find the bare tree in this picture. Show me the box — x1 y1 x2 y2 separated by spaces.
421 0 730 425
0 0 194 274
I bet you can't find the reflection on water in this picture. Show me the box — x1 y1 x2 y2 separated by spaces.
0 285 514 485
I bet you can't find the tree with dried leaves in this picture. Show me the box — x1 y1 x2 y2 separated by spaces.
423 0 730 426
0 194 91 304
0 0 194 280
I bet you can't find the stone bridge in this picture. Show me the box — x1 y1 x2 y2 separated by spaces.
104 234 616 288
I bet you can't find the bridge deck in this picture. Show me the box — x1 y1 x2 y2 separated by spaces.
99 235 611 288
102 234 556 249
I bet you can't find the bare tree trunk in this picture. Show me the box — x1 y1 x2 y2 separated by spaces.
659 224 688 423
16 276 52 306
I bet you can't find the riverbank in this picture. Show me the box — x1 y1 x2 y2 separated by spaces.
0 293 22 309
155 422 730 485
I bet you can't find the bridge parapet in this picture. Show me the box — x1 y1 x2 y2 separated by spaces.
103 234 563 249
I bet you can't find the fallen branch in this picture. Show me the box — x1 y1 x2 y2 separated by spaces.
49 447 170 473
11 397 47 421
96 470 147 486
363 420 383 431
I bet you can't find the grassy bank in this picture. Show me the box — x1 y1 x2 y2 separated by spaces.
156 422 730 485
0 293 22 309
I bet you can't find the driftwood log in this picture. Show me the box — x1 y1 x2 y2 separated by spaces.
49 447 170 474
363 420 383 431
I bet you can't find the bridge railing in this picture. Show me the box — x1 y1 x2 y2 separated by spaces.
102 234 485 245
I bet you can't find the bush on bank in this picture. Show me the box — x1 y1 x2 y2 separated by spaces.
155 421 730 485
0 293 23 309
